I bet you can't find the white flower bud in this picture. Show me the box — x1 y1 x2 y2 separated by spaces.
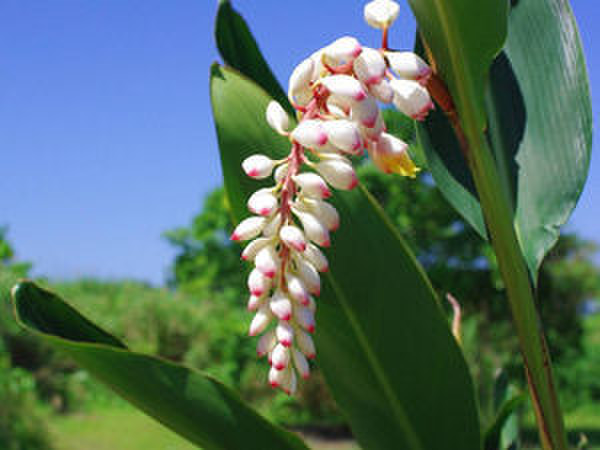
315 159 358 190
276 321 294 347
369 79 394 104
249 304 272 336
247 268 272 297
350 95 379 128
271 343 291 370
262 213 282 237
296 330 316 359
247 294 265 311
268 365 291 388
270 291 293 321
255 245 280 279
242 154 276 179
292 348 311 379
292 208 331 247
323 119 362 154
288 58 314 106
353 47 386 86
247 188 278 216
274 163 289 184
306 295 317 314
293 172 332 199
386 51 432 84
294 306 315 333
364 0 400 30
280 225 307 252
323 36 362 67
390 79 434 121
285 273 310 306
303 243 329 272
291 119 328 149
266 101 290 135
295 257 321 296
285 370 298 395
231 216 267 242
256 329 277 357
301 198 340 231
320 75 367 103
241 237 272 261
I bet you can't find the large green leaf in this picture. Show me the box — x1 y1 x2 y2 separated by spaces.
11 281 308 450
414 0 592 277
211 64 481 450
215 0 292 115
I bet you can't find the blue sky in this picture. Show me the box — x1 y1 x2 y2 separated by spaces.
0 1 597 285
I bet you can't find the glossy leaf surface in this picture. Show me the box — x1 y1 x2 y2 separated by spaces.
414 0 592 277
12 281 308 450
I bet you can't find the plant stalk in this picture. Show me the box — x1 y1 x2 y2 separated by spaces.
458 110 568 449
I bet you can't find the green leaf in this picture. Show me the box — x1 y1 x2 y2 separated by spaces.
415 0 592 278
215 0 292 115
408 0 508 128
11 281 308 450
211 64 481 450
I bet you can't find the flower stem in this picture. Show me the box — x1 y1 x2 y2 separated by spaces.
458 108 567 449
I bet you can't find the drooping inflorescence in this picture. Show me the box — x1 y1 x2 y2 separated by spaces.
230 0 434 394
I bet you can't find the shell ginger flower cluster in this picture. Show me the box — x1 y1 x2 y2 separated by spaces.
230 0 434 395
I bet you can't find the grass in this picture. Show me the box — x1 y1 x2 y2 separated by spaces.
50 404 359 450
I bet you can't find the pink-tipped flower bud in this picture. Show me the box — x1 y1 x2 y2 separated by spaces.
271 343 291 370
247 268 272 297
268 365 291 388
295 257 321 296
306 295 317 314
369 79 394 104
274 163 289 184
323 36 362 67
276 321 294 347
320 75 367 103
255 245 280 279
292 348 311 379
303 243 329 272
297 330 316 359
288 58 315 107
294 306 316 333
292 208 331 247
280 225 307 252
390 79 434 121
247 294 264 311
286 273 310 306
386 51 432 84
323 119 362 154
249 304 272 336
351 95 379 128
247 188 278 216
285 370 298 395
265 101 290 135
302 198 340 231
293 172 331 199
262 213 282 237
315 159 358 190
241 237 271 261
291 120 328 149
364 0 400 30
361 111 386 140
270 291 293 321
242 154 276 179
256 329 277 357
369 132 419 178
231 216 267 242
353 47 386 86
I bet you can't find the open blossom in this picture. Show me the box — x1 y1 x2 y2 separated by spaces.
232 0 433 394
